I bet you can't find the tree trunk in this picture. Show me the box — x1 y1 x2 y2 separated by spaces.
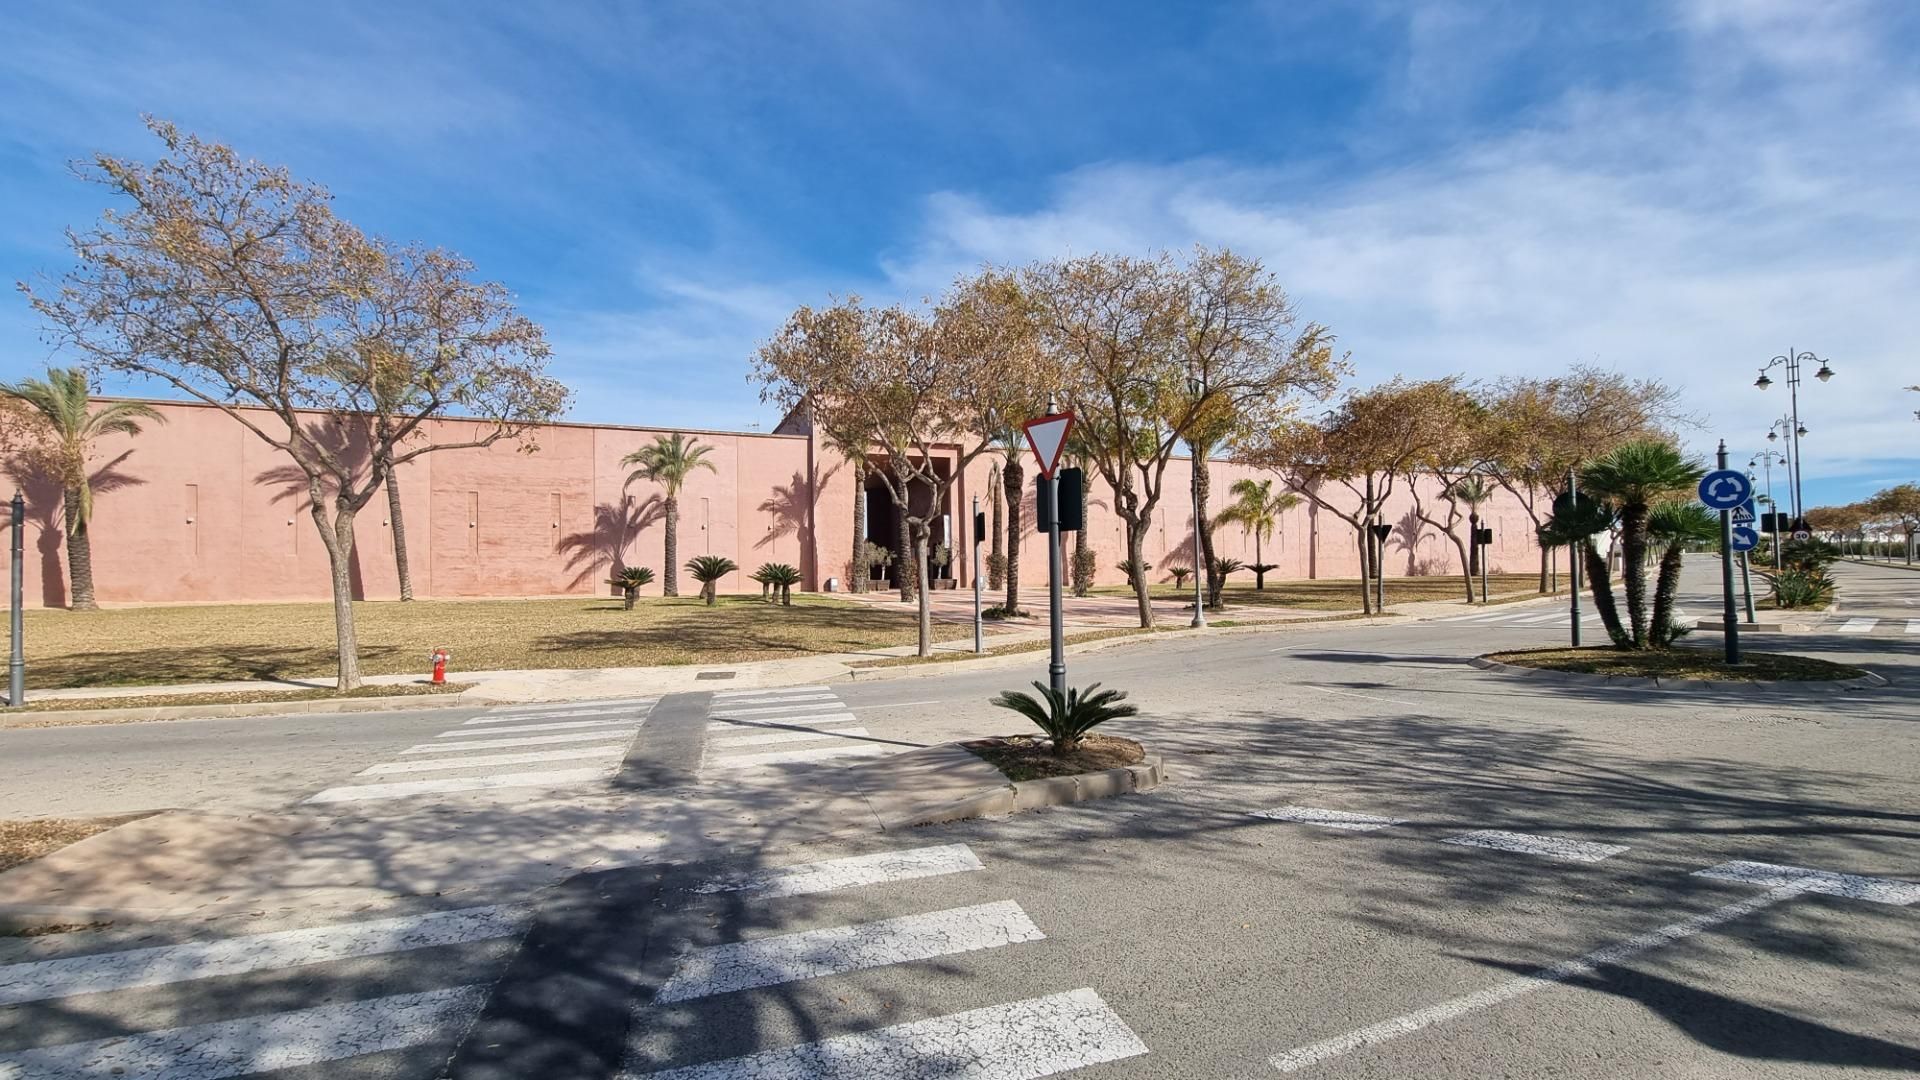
1253 532 1265 590
896 510 915 603
1582 541 1627 647
1620 507 1650 648
1649 542 1684 646
623 588 636 611
1003 456 1024 613
988 464 1004 591
1450 530 1475 601
912 523 933 657
312 495 364 691
383 456 414 602
62 492 98 611
1538 545 1551 594
1356 526 1374 615
1125 517 1154 628
1195 454 1223 610
850 459 867 594
663 495 681 597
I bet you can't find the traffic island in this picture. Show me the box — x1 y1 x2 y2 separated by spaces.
1474 647 1884 690
963 734 1163 812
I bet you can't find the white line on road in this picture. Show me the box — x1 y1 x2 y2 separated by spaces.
1268 884 1808 1073
654 900 1044 1003
711 712 858 729
693 844 985 900
404 730 637 753
1253 806 1404 832
1838 618 1879 633
711 685 831 699
0 908 521 1005
1266 641 1320 653
710 726 870 747
441 718 634 736
1440 830 1629 863
484 697 657 714
847 699 942 709
1300 685 1428 710
705 744 892 769
359 744 629 775
0 985 486 1080
1694 860 1920 905
711 701 848 718
303 767 608 804
628 988 1146 1080
469 703 654 722
1907 619 1920 635
704 693 840 708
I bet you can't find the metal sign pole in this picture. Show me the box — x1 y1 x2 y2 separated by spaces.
1740 551 1755 624
1714 442 1742 665
1047 473 1065 695
972 495 984 654
9 491 23 707
1568 467 1582 648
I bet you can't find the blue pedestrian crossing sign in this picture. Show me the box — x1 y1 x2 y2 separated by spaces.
1698 469 1752 510
1730 500 1756 525
1730 525 1759 553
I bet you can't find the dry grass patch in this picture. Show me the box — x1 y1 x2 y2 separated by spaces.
1 682 475 727
964 733 1145 782
1094 573 1549 611
7 595 965 690
0 813 152 874
1485 646 1867 682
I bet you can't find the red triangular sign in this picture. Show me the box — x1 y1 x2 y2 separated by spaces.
1022 411 1074 478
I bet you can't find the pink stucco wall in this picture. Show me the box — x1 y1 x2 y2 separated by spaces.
5 398 1547 607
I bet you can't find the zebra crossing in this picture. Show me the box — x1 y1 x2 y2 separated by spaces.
700 686 893 775
1832 616 1920 636
302 696 658 805
622 842 1148 1078
0 904 526 1079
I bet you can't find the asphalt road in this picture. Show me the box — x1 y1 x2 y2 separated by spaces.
2 558 1915 1078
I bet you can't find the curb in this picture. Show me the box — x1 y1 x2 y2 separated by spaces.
891 754 1165 827
0 692 486 728
1468 655 1889 692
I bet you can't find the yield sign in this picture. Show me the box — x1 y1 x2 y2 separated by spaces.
1022 411 1075 478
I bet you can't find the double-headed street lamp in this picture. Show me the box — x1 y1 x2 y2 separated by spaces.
1749 449 1786 569
1754 348 1832 525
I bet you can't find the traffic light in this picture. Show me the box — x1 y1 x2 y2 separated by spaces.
1035 468 1084 531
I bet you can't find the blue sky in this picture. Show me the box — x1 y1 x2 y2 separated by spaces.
3 0 1916 508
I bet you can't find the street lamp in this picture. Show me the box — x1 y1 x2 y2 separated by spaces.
1750 448 1786 568
1754 348 1832 527
1186 374 1206 629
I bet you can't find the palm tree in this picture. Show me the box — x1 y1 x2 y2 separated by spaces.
1447 474 1493 578
1540 494 1624 646
1578 440 1706 648
1214 478 1300 590
686 554 738 606
822 430 869 593
0 367 165 611
623 433 716 598
1646 501 1718 645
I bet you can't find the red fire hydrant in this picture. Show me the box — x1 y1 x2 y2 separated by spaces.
429 646 451 686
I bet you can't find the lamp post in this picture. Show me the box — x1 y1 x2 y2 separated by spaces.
1754 349 1832 525
9 490 23 708
1750 450 1785 569
1186 374 1206 629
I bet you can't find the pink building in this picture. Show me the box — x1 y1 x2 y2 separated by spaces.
6 398 1548 607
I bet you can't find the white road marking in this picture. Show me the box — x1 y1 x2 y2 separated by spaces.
653 900 1044 1003
1266 641 1321 653
628 988 1146 1080
1301 685 1428 709
712 712 858 729
404 731 636 753
1268 883 1808 1073
0 907 521 1006
303 767 608 804
710 726 870 747
705 692 840 707
1906 619 1920 634
1694 860 1920 905
848 699 942 710
359 744 628 775
1510 612 1568 625
491 696 657 712
1435 612 1508 623
1837 617 1879 633
705 744 893 769
441 718 634 736
693 845 985 900
711 701 848 718
1253 806 1404 832
712 685 831 699
469 703 655 722
1440 830 1628 863
0 985 485 1079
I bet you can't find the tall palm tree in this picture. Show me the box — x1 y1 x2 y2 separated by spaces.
1448 474 1493 577
1579 440 1705 648
623 433 716 598
1214 477 1300 590
1646 500 1719 646
822 430 868 593
0 367 165 611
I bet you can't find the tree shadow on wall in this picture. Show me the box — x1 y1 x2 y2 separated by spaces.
5 450 148 608
756 461 839 552
558 496 665 590
254 417 376 600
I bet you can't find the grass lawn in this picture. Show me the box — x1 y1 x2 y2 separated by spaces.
1095 573 1551 611
4 595 968 690
1485 646 1867 682
0 813 151 874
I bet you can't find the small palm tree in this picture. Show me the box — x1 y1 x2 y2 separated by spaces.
1646 501 1718 646
758 562 802 605
0 367 166 610
1446 474 1494 577
1580 441 1706 648
990 681 1139 756
685 554 738 606
623 433 717 598
1215 478 1300 589
607 566 655 611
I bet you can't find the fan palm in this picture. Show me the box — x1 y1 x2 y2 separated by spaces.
0 367 166 610
623 433 716 597
606 566 655 610
1646 501 1719 646
685 554 738 605
1446 474 1493 576
1214 478 1300 589
1578 441 1706 648
989 681 1139 756
754 561 802 605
